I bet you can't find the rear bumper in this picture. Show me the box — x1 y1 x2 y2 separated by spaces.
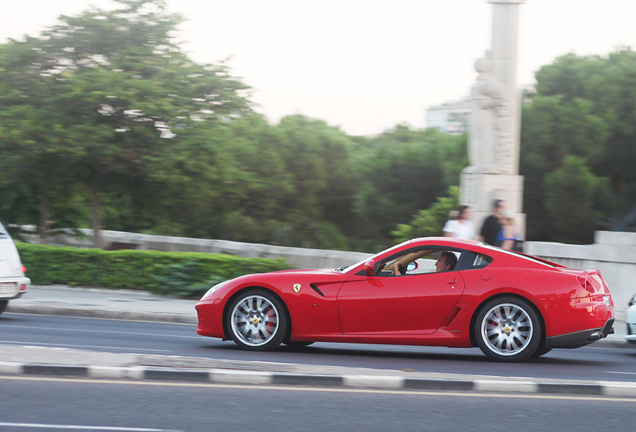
626 305 636 344
0 277 30 300
545 318 615 349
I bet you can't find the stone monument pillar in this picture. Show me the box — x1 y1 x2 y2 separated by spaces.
460 0 526 237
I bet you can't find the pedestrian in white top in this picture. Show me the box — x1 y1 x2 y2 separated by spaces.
443 205 475 240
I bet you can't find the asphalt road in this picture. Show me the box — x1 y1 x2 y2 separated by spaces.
1 375 635 432
1 313 635 383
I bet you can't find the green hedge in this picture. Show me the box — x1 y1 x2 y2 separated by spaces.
16 243 292 297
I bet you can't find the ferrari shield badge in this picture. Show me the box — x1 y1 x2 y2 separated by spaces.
293 283 301 293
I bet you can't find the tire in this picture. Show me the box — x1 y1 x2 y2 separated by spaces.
226 289 287 351
284 341 315 348
0 300 7 315
531 346 552 358
474 296 541 362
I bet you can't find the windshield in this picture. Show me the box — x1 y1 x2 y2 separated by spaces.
0 222 8 239
335 257 371 273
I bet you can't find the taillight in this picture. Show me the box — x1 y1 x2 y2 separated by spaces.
577 276 594 293
22 265 27 274
577 276 585 288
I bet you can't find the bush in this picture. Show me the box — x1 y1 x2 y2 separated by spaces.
16 243 292 297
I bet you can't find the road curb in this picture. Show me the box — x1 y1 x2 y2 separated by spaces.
2 362 636 397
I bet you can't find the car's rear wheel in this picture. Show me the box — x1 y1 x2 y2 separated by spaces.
474 296 541 362
0 300 7 315
226 289 287 351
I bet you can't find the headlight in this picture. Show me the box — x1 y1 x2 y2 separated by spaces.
201 281 229 300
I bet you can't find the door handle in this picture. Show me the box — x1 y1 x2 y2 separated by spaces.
446 278 457 284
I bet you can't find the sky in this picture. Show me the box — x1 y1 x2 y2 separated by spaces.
2 0 636 136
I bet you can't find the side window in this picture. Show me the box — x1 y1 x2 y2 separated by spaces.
472 253 493 268
375 248 462 276
459 251 493 270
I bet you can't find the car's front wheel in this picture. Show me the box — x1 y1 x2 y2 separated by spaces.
284 341 315 348
474 296 541 362
226 289 287 351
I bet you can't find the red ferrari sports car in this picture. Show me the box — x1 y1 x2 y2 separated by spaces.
196 237 615 361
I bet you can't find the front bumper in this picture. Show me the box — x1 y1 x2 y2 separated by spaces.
195 300 226 339
545 318 615 349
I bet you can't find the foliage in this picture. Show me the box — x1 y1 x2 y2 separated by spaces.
0 1 470 252
543 157 610 243
16 243 291 296
18 1 636 250
0 0 250 246
520 48 636 242
391 186 460 242
152 260 227 298
354 126 467 247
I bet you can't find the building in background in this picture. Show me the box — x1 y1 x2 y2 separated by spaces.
425 97 471 135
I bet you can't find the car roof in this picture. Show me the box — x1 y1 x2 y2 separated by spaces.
408 237 562 268
410 237 481 248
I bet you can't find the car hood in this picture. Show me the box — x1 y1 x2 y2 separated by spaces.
232 267 346 284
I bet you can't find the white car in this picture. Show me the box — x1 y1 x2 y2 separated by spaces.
627 294 636 345
0 222 30 314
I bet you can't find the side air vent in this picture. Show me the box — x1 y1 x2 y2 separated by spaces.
310 283 325 297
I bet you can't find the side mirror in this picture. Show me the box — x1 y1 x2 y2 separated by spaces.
364 259 375 276
407 261 418 272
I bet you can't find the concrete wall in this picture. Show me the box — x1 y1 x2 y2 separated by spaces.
48 229 372 272
525 231 636 319
46 229 632 317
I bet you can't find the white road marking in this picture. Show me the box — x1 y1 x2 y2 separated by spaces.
0 340 168 352
0 423 181 431
606 371 636 375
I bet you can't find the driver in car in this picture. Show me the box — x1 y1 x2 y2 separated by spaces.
390 250 457 275
435 251 457 272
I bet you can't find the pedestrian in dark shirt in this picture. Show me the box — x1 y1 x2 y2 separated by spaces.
479 199 505 245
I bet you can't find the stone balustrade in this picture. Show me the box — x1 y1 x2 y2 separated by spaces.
41 228 633 318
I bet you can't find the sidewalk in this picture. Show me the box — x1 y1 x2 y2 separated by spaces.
1 286 634 397
7 285 198 324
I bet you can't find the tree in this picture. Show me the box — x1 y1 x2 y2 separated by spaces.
391 186 460 242
0 0 251 246
274 115 361 248
544 157 610 243
520 48 636 242
354 125 467 247
0 37 86 240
